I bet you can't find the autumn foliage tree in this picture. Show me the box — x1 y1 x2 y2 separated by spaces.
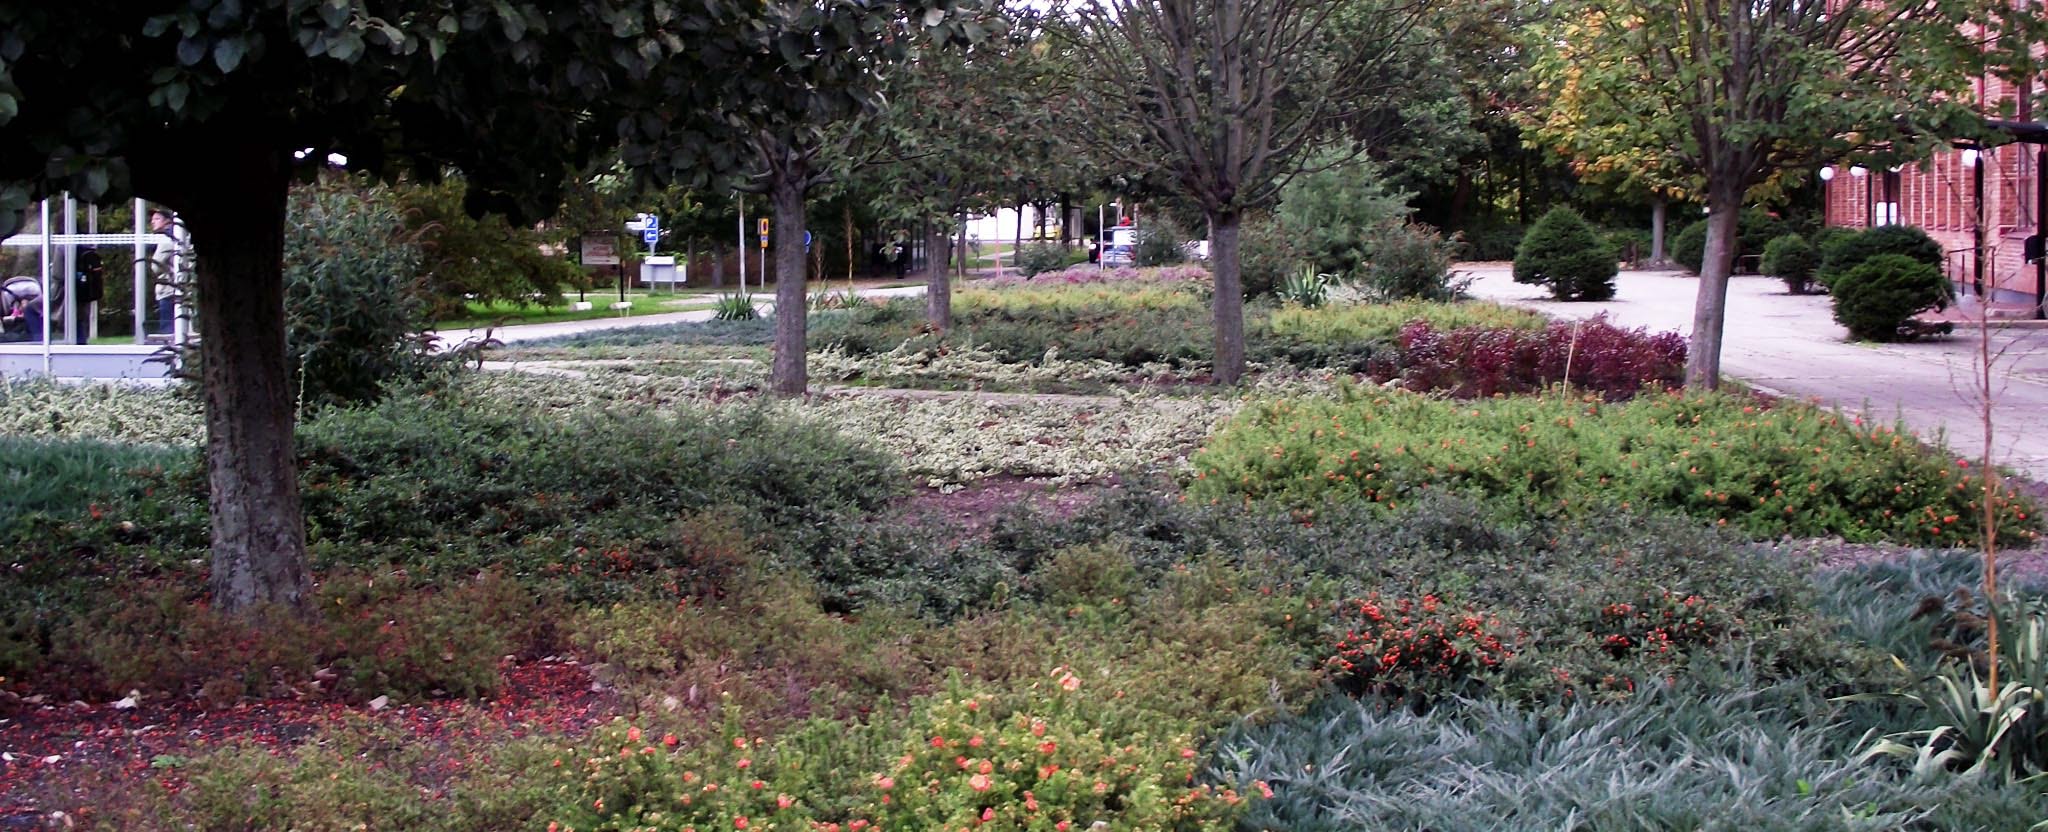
1529 0 1986 388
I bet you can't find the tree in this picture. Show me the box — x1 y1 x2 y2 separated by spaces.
1063 0 1433 384
1530 0 1985 388
0 2 774 613
698 0 987 397
870 6 1033 332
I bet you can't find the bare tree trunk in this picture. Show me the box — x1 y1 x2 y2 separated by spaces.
712 245 727 288
182 149 310 614
1012 203 1024 275
926 224 952 332
1685 197 1743 389
770 173 809 396
1210 211 1246 384
1650 197 1668 265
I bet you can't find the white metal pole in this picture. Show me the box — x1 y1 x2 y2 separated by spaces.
171 215 188 347
738 196 747 294
39 199 52 374
133 199 146 345
62 194 76 345
1097 204 1105 271
87 205 98 340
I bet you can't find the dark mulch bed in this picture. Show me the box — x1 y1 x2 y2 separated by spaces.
0 658 614 822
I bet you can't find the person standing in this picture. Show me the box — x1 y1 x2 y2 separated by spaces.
147 209 187 335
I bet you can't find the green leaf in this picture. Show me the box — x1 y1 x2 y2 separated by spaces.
213 38 247 73
175 37 207 67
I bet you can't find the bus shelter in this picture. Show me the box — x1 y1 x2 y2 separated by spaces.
0 195 183 381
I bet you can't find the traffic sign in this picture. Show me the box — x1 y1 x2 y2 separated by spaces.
758 218 770 236
804 230 812 248
642 228 660 245
643 213 659 230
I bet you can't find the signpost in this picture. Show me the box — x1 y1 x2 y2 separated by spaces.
576 235 622 310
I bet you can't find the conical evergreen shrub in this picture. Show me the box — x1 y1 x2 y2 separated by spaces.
1513 207 1617 301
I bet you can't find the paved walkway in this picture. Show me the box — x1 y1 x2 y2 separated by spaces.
435 285 928 347
1461 264 2048 478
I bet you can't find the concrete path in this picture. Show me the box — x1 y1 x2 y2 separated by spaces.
436 285 928 347
1461 263 2048 478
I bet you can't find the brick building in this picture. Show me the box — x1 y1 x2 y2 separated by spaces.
1820 70 2046 308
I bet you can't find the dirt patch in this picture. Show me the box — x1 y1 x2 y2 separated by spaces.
0 658 615 820
902 475 1114 534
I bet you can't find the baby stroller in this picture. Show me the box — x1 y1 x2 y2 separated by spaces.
1 276 46 343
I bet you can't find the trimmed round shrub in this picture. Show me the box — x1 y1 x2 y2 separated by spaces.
1759 233 1820 294
1671 221 1707 273
1513 207 1617 301
1830 253 1951 342
1818 225 1942 289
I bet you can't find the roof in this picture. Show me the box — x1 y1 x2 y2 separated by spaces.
1984 119 2048 145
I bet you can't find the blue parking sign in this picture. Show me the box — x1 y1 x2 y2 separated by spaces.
642 228 660 245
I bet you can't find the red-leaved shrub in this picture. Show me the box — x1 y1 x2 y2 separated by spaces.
1392 315 1685 400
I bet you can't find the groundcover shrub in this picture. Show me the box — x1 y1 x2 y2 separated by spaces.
1188 388 2036 546
0 380 905 699
1210 679 2048 832
558 677 1244 832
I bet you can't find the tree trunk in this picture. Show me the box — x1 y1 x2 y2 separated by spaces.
1650 197 1668 265
712 245 727 288
1685 196 1744 389
957 215 968 278
926 224 952 332
182 149 310 614
1012 203 1024 276
770 173 809 396
1209 211 1246 385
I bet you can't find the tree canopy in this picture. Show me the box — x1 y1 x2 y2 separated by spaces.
0 0 971 612
1528 0 1990 388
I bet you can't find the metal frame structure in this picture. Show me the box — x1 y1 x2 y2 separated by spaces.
0 195 181 380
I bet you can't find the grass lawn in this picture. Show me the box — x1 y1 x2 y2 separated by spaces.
434 292 714 330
